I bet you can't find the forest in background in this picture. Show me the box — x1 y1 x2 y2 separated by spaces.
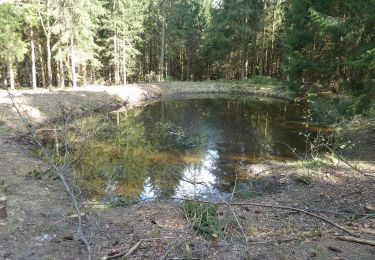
0 0 374 94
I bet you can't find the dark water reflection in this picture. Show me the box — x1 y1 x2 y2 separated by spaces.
71 95 327 201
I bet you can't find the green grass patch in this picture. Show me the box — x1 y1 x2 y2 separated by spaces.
182 200 221 239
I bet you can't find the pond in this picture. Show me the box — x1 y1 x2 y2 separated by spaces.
59 95 329 203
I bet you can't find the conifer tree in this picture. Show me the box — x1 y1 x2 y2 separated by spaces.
0 3 27 89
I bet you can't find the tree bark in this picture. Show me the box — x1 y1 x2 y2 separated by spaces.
47 32 52 90
30 29 37 90
46 0 52 90
114 32 120 85
122 41 127 85
241 2 249 80
58 48 65 88
251 29 258 76
269 0 277 76
38 43 46 87
8 63 15 90
259 0 266 76
38 0 52 90
71 37 77 89
159 9 166 81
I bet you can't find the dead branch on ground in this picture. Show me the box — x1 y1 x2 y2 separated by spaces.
337 236 375 246
172 197 360 238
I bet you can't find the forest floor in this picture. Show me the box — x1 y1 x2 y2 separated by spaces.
0 83 374 259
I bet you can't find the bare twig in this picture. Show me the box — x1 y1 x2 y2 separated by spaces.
7 92 92 259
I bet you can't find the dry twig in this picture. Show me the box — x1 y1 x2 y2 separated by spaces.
8 92 92 259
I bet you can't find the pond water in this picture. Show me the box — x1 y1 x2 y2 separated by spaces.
66 95 327 202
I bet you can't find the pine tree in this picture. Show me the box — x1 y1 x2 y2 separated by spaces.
101 0 146 85
51 0 105 88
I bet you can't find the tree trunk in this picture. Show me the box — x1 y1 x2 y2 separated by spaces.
165 42 169 79
159 10 166 81
71 38 77 89
268 0 277 76
82 65 87 86
30 29 37 90
122 41 127 85
259 0 266 76
241 2 249 80
251 29 258 76
269 20 275 75
8 63 15 90
58 48 65 88
114 32 120 85
46 0 52 91
47 32 52 90
38 0 52 90
38 43 46 88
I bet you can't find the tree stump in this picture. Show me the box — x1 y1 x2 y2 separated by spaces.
0 195 7 219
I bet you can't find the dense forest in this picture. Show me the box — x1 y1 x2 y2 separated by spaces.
0 0 374 92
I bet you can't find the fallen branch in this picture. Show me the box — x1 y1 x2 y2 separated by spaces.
337 236 375 246
323 144 375 178
0 195 7 219
336 153 375 178
125 240 143 257
226 201 359 237
172 197 360 238
103 240 143 259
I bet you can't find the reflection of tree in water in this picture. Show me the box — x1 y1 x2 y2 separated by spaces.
71 107 207 201
72 109 151 199
139 97 313 195
67 97 319 200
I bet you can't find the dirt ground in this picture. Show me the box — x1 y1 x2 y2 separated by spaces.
0 84 374 259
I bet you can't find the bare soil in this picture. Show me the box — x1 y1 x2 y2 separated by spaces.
0 84 374 259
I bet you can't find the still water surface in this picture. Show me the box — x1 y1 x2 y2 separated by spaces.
72 95 325 202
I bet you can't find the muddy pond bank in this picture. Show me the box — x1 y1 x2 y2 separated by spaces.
1 83 375 259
